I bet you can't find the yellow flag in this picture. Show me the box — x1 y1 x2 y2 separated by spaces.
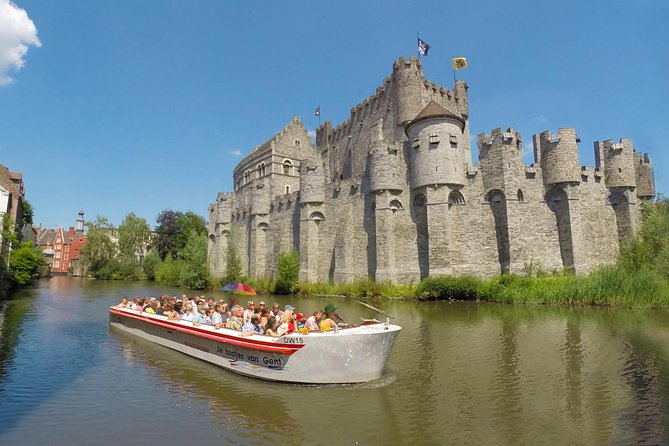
452 57 468 70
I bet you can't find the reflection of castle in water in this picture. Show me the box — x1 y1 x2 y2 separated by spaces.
208 56 656 283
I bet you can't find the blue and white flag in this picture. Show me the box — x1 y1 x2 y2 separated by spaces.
417 37 430 56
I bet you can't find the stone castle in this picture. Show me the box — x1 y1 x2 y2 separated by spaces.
207 56 656 283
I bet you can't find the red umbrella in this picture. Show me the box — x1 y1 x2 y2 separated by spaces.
220 282 257 296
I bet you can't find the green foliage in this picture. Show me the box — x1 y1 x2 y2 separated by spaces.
415 275 483 301
21 200 34 225
153 209 206 260
81 216 118 277
152 231 210 289
154 255 183 286
274 250 300 295
7 242 44 285
117 212 151 263
223 227 242 284
142 249 161 280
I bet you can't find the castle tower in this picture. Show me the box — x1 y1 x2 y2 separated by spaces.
534 128 581 185
299 158 326 282
477 128 526 273
594 138 637 189
594 138 639 243
75 210 85 233
392 56 424 126
251 178 270 216
406 101 467 190
634 152 655 200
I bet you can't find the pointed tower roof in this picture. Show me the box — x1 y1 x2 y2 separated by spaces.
406 101 466 134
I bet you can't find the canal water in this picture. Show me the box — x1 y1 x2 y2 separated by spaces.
1 277 668 445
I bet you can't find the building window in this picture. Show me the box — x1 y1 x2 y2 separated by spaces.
389 200 403 211
309 212 325 221
413 194 426 207
517 189 524 202
429 133 440 145
285 185 291 194
448 190 466 205
412 138 420 149
260 163 266 176
295 139 301 148
283 160 293 175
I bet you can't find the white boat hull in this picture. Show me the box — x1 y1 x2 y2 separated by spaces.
109 307 401 384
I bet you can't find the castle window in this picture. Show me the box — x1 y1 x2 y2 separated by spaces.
285 185 291 194
295 139 301 148
412 138 420 149
283 160 293 175
389 200 403 212
429 133 440 145
517 189 524 202
309 212 325 222
448 190 466 205
414 194 426 207
257 222 270 231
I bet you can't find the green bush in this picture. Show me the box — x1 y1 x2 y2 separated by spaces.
274 251 300 295
415 275 482 301
8 242 44 285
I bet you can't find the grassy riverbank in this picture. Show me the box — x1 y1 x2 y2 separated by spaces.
247 199 669 309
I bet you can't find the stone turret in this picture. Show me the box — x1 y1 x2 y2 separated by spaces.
215 192 234 224
392 56 424 126
534 128 580 185
478 128 524 195
251 178 270 215
406 101 467 189
634 152 655 199
594 138 637 188
367 118 401 192
300 158 325 204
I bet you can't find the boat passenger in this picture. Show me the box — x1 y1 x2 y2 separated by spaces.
270 303 282 322
116 297 129 308
181 304 195 322
225 305 243 331
259 308 271 331
243 301 255 324
155 302 164 316
277 306 295 336
295 313 306 330
241 314 263 336
145 299 158 314
192 309 205 326
165 304 181 321
305 310 323 331
202 308 213 325
219 303 230 324
320 304 338 331
211 305 224 328
264 317 280 337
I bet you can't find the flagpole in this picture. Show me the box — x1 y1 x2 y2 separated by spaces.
452 55 456 83
417 33 420 59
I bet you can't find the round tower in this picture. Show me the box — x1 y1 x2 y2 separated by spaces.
368 141 402 192
299 158 325 204
594 138 636 188
537 128 580 185
634 152 655 199
406 101 466 189
392 56 424 126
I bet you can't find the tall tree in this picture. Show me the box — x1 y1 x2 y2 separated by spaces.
174 211 207 253
8 241 44 285
154 209 181 260
80 216 117 274
21 200 34 226
117 212 151 263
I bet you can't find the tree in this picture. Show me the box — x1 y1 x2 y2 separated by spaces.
8 242 44 285
179 230 209 289
80 216 117 276
142 249 161 280
117 212 151 263
274 250 300 295
154 209 181 260
223 228 242 283
22 200 34 225
174 211 207 253
1 214 18 266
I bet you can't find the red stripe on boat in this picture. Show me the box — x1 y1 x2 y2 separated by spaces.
110 308 303 355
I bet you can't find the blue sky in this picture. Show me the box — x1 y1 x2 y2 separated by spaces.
1 0 667 229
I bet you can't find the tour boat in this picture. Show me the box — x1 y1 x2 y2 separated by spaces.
109 307 401 384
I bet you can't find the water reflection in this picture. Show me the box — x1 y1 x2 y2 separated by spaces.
1 279 669 445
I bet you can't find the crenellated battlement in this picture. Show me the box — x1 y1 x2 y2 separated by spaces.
534 128 580 185
594 137 636 189
478 127 522 159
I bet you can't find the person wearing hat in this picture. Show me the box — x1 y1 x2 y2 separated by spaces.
321 304 353 331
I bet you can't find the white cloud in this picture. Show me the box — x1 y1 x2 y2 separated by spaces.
230 149 242 156
0 0 41 86
532 114 548 124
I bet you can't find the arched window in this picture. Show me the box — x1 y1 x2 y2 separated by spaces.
294 139 301 148
389 200 403 211
285 185 291 194
486 189 505 204
283 160 293 175
260 162 266 176
309 212 325 221
448 190 465 205
517 189 524 202
413 194 426 207
608 192 627 206
257 222 270 231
